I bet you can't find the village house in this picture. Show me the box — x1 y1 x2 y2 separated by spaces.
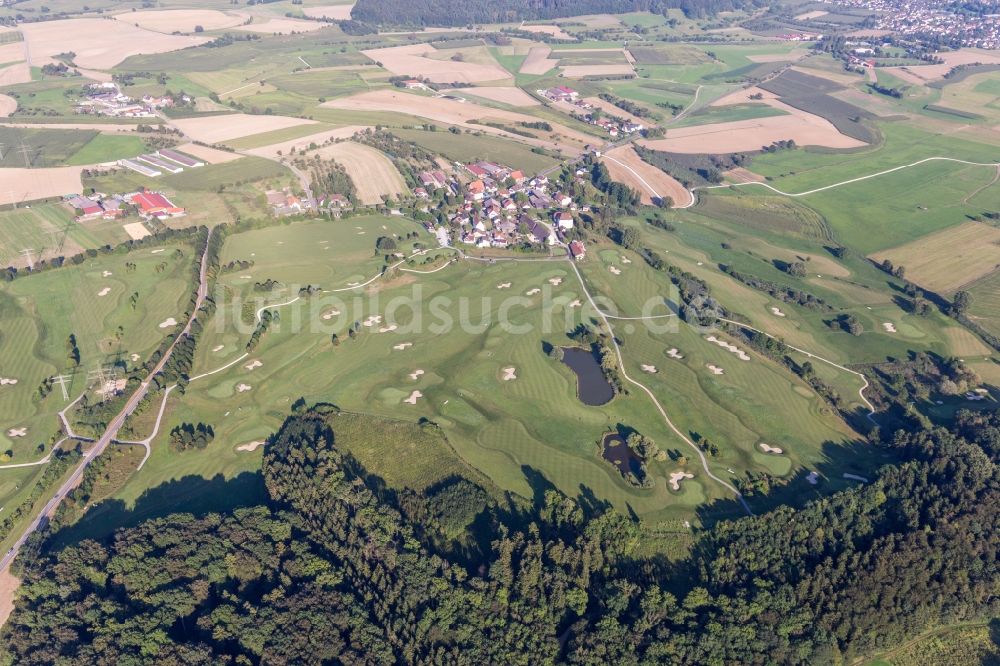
569 240 586 261
540 85 579 102
553 211 574 229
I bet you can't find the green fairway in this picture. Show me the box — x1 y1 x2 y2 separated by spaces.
0 243 195 463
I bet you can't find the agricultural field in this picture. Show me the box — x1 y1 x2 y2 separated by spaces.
308 141 408 205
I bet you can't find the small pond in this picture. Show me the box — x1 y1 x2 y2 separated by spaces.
561 346 615 406
601 433 642 477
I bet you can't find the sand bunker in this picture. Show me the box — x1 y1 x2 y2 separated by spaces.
236 383 252 393
363 43 510 84
706 335 751 361
806 471 820 485
666 348 684 359
212 345 225 352
526 288 541 296
409 369 425 380
0 378 19 386
102 271 113 277
567 299 582 308
770 306 786 317
882 322 897 333
609 266 621 275
393 342 413 351
502 367 517 381
130 354 141 362
668 471 694 491
97 287 111 297
620 256 632 264
362 315 383 327
158 317 178 328
548 277 563 286
151 249 165 254
244 360 262 371
378 324 398 333
6 427 27 438
706 364 725 375
321 308 341 320
759 443 784 454
236 440 265 452
843 473 870 483
641 364 657 373
497 282 511 289
403 390 424 405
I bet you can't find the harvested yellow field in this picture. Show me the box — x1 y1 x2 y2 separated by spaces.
235 17 328 34
173 142 245 164
0 167 85 206
0 94 16 118
794 10 828 19
584 96 648 124
0 42 25 64
20 18 209 69
171 113 318 144
640 114 865 153
312 141 407 205
869 221 1000 293
520 24 574 40
560 64 634 78
600 145 692 207
0 63 29 86
302 4 355 20
445 86 540 106
887 49 1000 82
363 43 510 83
244 125 370 159
321 89 593 154
113 9 246 33
710 86 780 107
520 46 558 75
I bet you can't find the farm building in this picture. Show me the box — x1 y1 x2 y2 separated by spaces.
131 191 184 218
569 240 586 260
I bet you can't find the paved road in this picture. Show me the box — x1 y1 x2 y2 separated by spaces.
0 229 214 573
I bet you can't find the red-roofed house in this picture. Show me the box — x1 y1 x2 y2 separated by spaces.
132 191 184 218
467 180 485 200
569 240 586 261
509 170 525 183
466 164 488 177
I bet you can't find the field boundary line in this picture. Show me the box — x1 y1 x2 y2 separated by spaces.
682 156 1000 207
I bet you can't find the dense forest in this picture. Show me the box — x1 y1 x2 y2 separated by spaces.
350 0 767 27
2 402 997 663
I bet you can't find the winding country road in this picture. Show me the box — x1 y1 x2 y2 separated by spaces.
0 229 214 574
